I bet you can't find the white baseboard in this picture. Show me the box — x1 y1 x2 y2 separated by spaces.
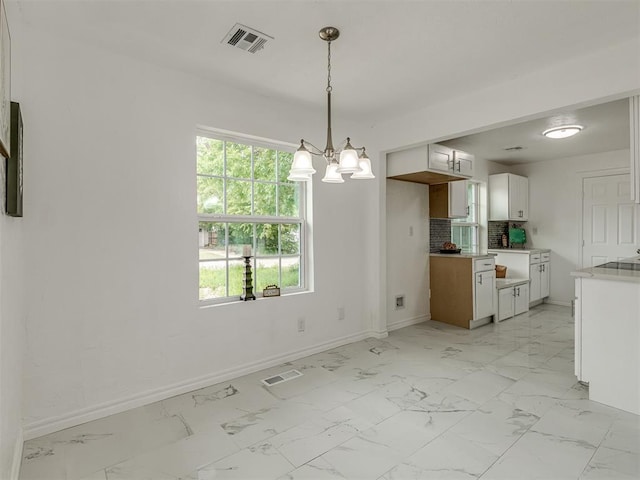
544 299 572 308
387 314 430 332
10 428 23 480
23 329 374 440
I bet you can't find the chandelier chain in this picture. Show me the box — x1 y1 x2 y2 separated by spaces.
326 40 332 93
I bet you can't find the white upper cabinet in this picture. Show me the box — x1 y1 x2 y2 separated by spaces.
427 144 455 172
427 144 474 178
453 150 474 177
489 173 529 221
387 144 473 184
631 96 640 204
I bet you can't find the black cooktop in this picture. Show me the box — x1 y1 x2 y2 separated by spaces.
597 261 640 271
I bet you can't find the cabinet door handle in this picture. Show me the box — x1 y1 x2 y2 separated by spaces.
517 287 520 296
512 288 517 297
466 206 470 215
542 264 545 272
478 275 483 285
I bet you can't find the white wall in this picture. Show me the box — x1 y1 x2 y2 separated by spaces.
510 150 630 305
0 216 25 479
14 20 381 437
385 179 429 329
0 5 26 477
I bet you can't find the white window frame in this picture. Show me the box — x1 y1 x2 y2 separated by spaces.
452 181 480 253
197 128 307 305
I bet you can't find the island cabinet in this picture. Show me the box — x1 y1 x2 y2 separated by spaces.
430 254 495 329
489 173 529 221
572 259 640 415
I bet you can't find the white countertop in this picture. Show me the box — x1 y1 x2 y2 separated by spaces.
429 252 496 259
488 248 551 254
571 256 640 284
496 278 530 289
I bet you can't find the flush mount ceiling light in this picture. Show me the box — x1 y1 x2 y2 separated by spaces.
287 27 375 183
542 125 584 139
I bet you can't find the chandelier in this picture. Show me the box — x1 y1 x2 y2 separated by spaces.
287 27 375 183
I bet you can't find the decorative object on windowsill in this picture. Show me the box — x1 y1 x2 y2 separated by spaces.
240 245 256 301
263 285 281 297
287 26 375 184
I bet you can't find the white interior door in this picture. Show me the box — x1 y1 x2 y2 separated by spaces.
583 174 640 267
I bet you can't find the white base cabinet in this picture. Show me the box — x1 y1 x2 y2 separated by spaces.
496 280 530 322
430 255 495 329
488 249 550 305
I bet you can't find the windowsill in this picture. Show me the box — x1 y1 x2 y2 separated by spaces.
199 289 311 309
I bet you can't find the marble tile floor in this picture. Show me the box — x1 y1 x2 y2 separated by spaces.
19 304 640 480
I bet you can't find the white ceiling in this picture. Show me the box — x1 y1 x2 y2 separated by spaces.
440 98 631 165
10 0 640 161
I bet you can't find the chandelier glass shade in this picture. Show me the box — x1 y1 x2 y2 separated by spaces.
287 27 375 183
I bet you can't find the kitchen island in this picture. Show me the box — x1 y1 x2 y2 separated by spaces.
571 257 640 415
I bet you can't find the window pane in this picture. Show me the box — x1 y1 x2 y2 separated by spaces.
199 222 226 260
254 183 277 216
278 184 299 217
255 257 280 292
254 147 276 182
281 224 300 255
226 179 251 215
256 223 279 256
197 176 224 214
196 137 224 176
228 223 253 257
228 259 245 297
278 151 294 183
281 257 301 289
199 260 227 300
226 142 252 179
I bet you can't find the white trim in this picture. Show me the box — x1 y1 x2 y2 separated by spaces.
22 329 375 440
10 428 23 480
387 313 430 332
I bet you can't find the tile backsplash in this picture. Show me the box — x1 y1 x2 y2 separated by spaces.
488 221 509 249
430 219 452 253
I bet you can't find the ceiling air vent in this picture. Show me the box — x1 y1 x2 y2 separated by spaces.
222 23 273 54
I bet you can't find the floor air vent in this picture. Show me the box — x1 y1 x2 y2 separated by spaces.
261 369 303 387
222 23 273 54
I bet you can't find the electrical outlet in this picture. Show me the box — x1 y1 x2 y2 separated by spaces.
297 317 306 332
337 307 345 320
395 295 405 309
